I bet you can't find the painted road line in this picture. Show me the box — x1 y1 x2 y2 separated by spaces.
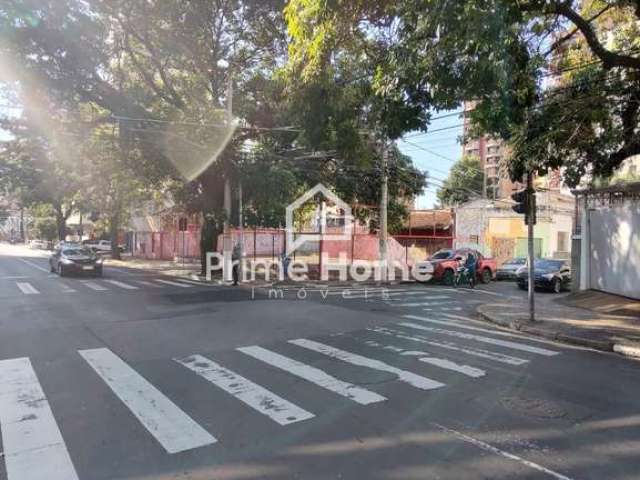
401 320 560 356
389 298 452 307
432 423 574 480
422 307 463 312
81 280 108 291
440 313 561 343
16 282 39 295
103 279 139 290
176 354 314 425
0 357 79 480
359 339 486 378
79 348 216 453
154 279 193 288
369 327 528 366
289 339 445 391
59 283 77 293
17 257 50 273
135 280 164 288
418 357 486 378
238 346 386 405
0 275 30 280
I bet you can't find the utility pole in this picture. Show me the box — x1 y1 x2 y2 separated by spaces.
379 140 389 281
238 181 244 282
526 172 536 322
223 74 233 281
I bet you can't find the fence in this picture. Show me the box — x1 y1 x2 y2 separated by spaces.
132 230 201 260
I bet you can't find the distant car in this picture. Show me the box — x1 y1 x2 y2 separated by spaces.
85 239 123 253
427 248 497 285
49 246 103 277
29 239 50 250
496 257 527 280
516 259 571 293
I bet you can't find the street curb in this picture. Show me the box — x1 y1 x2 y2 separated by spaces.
473 307 639 357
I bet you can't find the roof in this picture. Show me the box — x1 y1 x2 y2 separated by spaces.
406 209 454 229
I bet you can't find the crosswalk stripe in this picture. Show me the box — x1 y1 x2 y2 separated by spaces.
81 280 108 291
136 280 164 288
176 354 314 425
289 339 445 391
422 307 462 311
15 282 39 294
103 279 139 290
359 338 486 378
154 279 193 288
389 298 451 307
418 357 486 378
400 320 560 356
237 346 386 405
60 284 77 293
0 357 79 480
79 348 216 453
17 257 50 273
369 327 528 366
441 313 560 343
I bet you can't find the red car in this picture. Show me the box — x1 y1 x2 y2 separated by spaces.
428 248 497 285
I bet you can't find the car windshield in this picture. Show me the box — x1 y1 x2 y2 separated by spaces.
534 259 565 270
430 250 453 260
62 248 93 256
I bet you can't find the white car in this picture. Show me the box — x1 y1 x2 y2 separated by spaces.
29 239 50 250
85 240 124 253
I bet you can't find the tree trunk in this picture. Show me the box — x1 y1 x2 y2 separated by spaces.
54 205 67 241
110 212 121 260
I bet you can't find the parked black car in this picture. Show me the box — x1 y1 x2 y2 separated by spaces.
50 245 103 277
496 257 527 280
516 259 571 293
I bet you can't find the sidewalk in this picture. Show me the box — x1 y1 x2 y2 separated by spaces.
104 256 207 281
476 291 640 359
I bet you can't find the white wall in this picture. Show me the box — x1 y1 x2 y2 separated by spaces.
588 201 640 299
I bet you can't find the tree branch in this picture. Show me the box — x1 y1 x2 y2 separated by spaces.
547 2 640 70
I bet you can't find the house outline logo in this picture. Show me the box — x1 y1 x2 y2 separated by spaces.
285 183 353 255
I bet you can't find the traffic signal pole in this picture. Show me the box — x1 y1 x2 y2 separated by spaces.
526 173 535 322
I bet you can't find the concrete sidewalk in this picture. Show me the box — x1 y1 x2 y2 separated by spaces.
104 256 207 281
477 291 640 359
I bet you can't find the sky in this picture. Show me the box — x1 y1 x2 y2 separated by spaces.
397 107 464 209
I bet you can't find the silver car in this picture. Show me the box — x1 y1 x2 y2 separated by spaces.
496 257 526 280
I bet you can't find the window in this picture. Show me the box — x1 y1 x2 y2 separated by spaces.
557 231 568 252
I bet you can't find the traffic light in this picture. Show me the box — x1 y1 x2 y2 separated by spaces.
511 189 527 215
511 189 536 225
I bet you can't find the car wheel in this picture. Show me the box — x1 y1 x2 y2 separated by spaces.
443 269 455 286
57 263 65 277
481 268 492 284
553 278 561 293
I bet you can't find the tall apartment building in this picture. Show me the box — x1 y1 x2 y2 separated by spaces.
462 102 520 199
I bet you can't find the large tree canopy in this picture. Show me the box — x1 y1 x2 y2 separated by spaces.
285 0 640 186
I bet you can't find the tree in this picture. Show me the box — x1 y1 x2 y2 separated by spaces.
436 155 484 207
284 0 640 187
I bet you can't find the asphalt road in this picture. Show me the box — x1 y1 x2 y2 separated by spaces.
1 243 639 480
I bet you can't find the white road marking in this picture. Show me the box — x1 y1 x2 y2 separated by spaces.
79 348 216 453
440 313 562 343
457 288 504 296
432 423 574 480
16 282 39 295
369 327 528 366
135 280 164 288
103 279 139 290
419 357 486 378
289 339 445 391
154 279 193 288
413 301 454 306
422 307 463 312
176 354 314 425
172 278 213 286
81 281 108 291
0 357 79 480
59 283 77 293
0 275 29 280
401 320 560 356
16 258 50 273
237 346 386 405
360 339 485 378
389 298 451 307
